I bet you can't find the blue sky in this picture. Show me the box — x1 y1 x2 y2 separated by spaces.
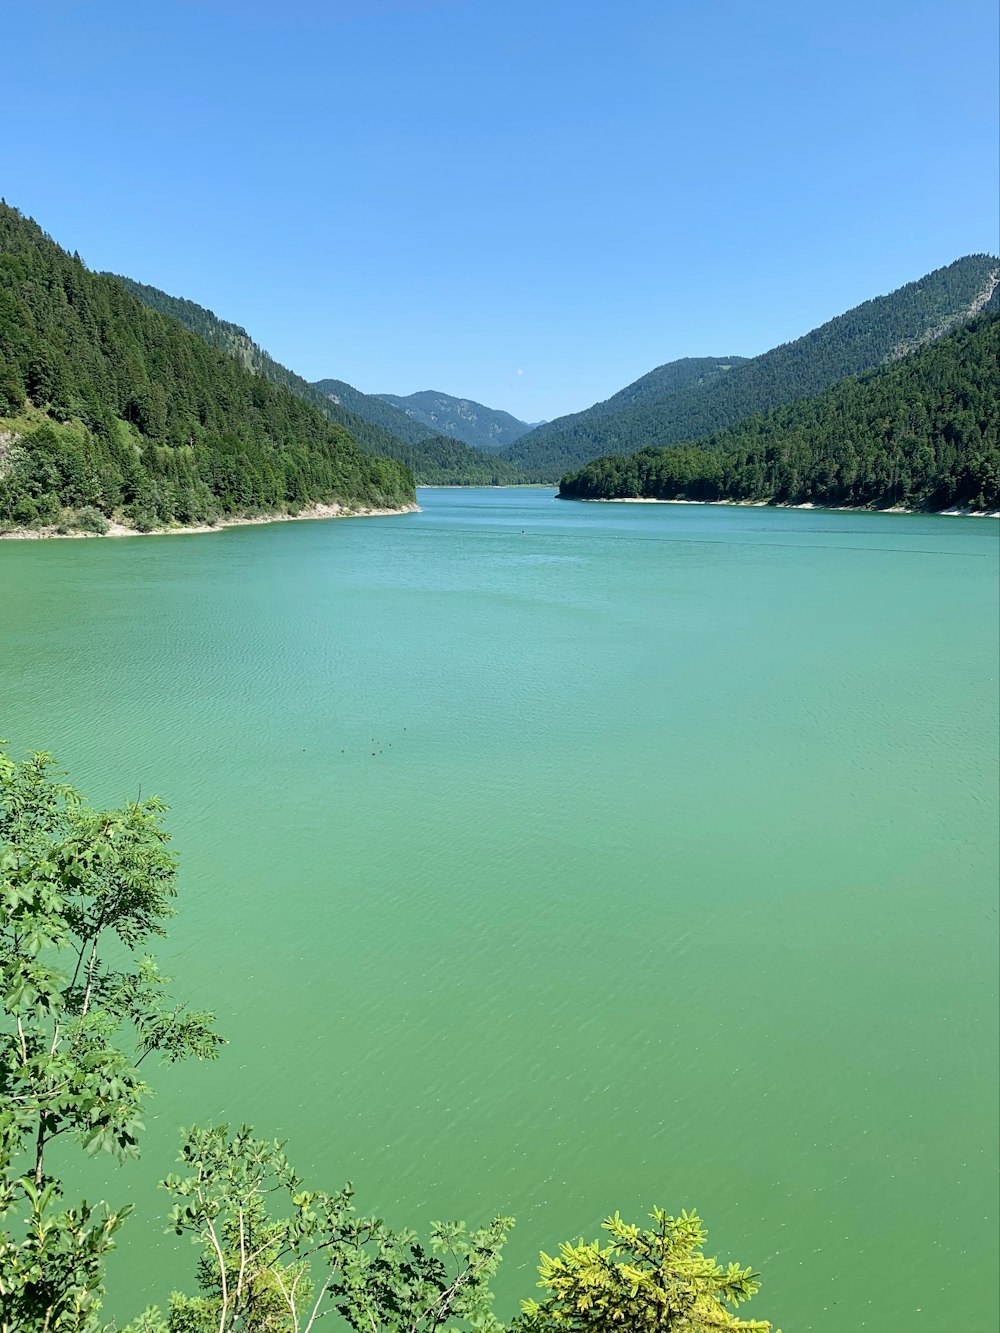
4 0 998 420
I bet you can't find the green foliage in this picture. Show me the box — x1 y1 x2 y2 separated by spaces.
110 277 430 459
559 312 1000 512
313 378 439 447
375 391 534 453
139 1123 511 1333
506 256 1000 478
1 749 783 1331
108 275 526 486
380 434 527 486
0 748 223 1332
513 1208 773 1333
0 1180 131 1333
0 205 414 531
73 506 110 535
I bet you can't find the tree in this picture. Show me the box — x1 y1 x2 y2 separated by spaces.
0 748 224 1333
513 1207 775 1333
127 1124 512 1333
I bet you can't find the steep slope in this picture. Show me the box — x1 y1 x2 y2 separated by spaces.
505 256 1000 479
111 276 425 460
0 205 413 531
312 377 433 445
111 279 524 485
376 390 535 451
559 311 1000 513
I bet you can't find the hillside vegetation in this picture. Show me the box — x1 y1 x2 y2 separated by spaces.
559 312 1000 512
506 256 1000 479
379 433 527 485
313 375 434 444
377 388 535 451
0 206 413 531
112 277 439 457
107 278 525 485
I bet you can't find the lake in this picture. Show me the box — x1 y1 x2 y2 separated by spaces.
1 488 997 1331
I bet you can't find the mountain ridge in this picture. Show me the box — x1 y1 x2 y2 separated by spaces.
374 389 536 452
558 310 1000 513
502 255 1000 479
109 279 524 485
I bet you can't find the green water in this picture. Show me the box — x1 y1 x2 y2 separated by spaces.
1 489 998 1331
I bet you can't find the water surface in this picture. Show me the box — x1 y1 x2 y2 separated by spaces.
1 490 997 1330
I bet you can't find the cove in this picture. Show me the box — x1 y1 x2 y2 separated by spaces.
1 487 997 1331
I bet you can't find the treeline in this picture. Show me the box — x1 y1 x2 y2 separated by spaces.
378 432 527 485
0 205 413 530
559 312 1000 512
505 255 1000 479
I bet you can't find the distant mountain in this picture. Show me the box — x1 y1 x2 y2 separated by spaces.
112 279 525 486
0 205 414 531
313 378 432 445
559 311 1000 513
503 256 1000 479
376 390 536 452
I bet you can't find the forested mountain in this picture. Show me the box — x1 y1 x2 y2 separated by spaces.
112 278 526 485
559 311 1000 513
378 434 526 485
0 205 414 531
505 256 1000 479
313 376 433 444
112 276 427 459
376 389 536 451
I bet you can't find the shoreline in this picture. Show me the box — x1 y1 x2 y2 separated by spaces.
563 496 1000 518
0 500 420 541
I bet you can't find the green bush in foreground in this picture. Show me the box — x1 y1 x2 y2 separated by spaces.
514 1208 771 1332
0 749 775 1332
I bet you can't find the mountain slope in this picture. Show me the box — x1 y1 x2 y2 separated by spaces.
505 256 1000 479
312 377 433 445
376 390 535 451
559 311 1000 512
0 205 413 531
112 280 524 485
110 276 428 461
376 434 525 486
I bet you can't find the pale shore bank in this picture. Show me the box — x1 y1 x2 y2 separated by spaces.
0 500 420 541
567 496 1000 518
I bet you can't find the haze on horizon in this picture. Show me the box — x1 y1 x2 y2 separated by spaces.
4 0 998 421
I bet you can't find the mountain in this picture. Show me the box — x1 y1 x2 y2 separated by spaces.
504 256 1000 479
110 276 429 461
112 280 527 486
559 310 1000 513
374 434 526 486
375 390 536 452
0 204 413 531
312 377 434 445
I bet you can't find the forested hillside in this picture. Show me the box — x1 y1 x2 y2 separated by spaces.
110 279 526 485
506 256 1000 479
376 388 535 451
559 312 1000 512
313 375 433 444
113 276 429 457
0 205 413 531
379 433 526 485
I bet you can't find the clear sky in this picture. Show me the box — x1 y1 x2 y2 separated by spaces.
4 0 998 421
